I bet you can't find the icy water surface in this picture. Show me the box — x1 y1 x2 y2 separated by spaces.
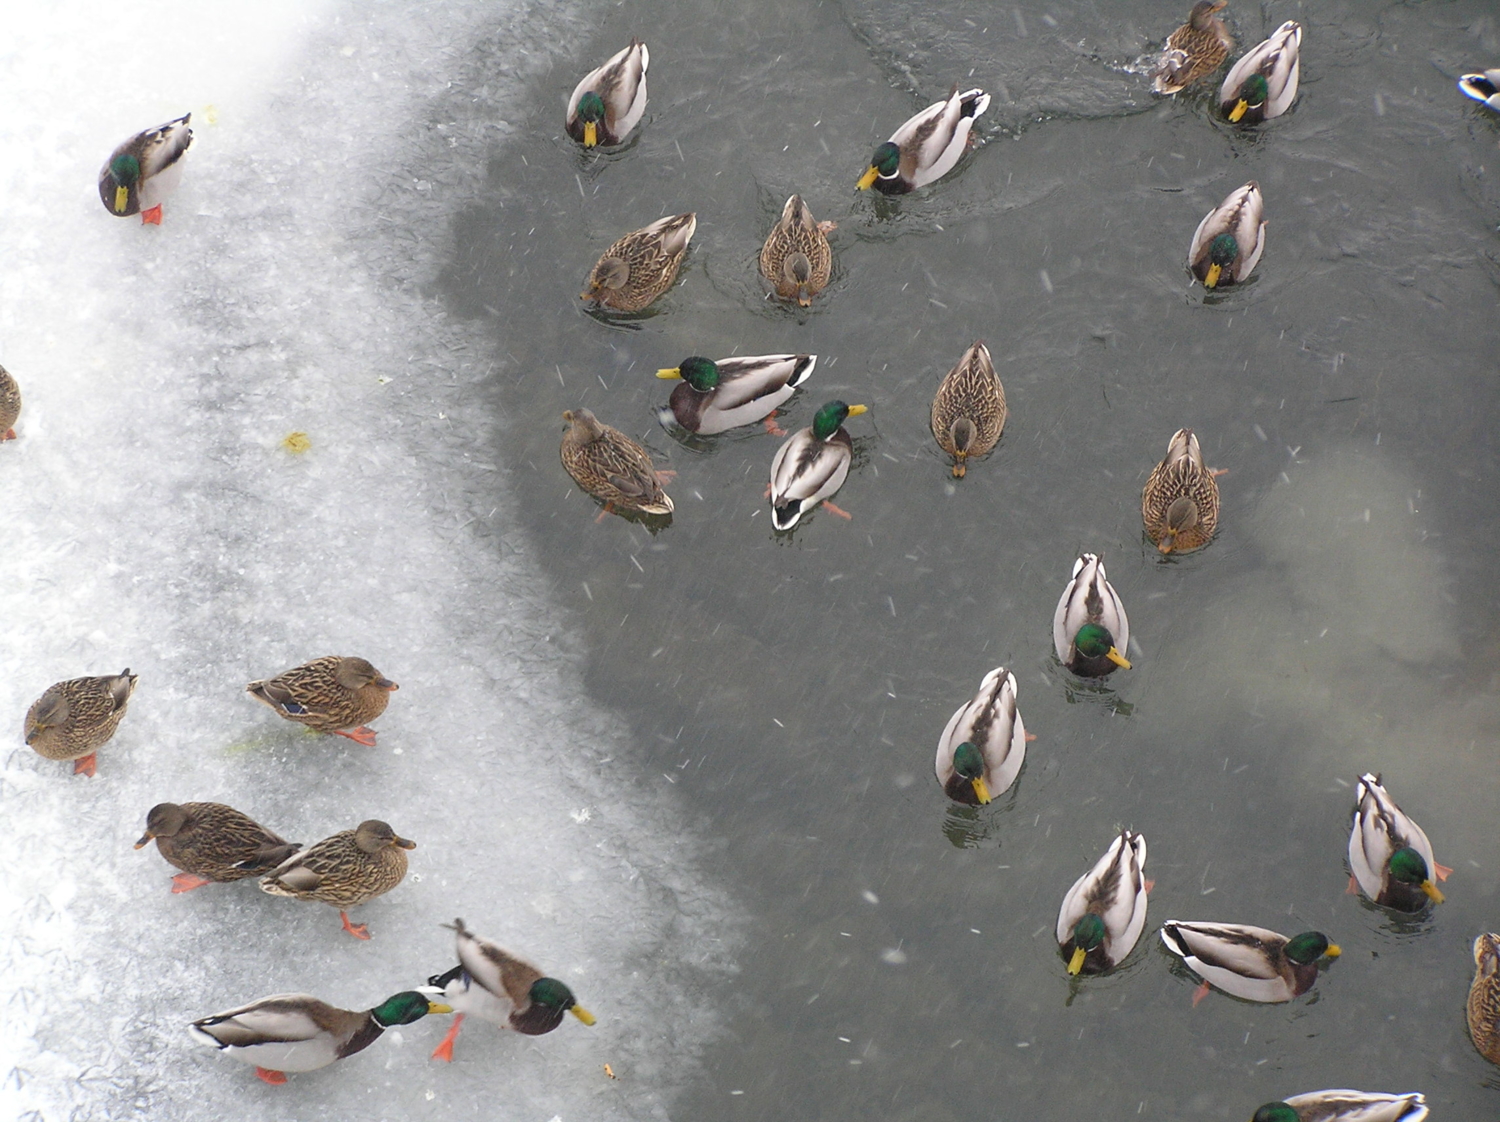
4 0 1500 1119
441 0 1500 1119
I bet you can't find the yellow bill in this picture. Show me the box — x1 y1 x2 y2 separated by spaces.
1067 946 1088 975
426 1001 455 1015
855 166 879 191
655 367 683 380
1228 100 1249 123
970 775 992 805
1422 881 1445 904
571 1004 597 1026
114 185 130 213
1323 943 1342 958
1106 648 1132 670
846 404 869 416
583 121 598 148
1204 262 1222 289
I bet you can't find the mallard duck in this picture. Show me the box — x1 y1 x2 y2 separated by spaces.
855 85 990 194
1348 773 1448 911
1142 428 1220 554
1468 933 1500 1066
427 918 596 1062
259 819 414 939
1056 831 1148 975
580 213 697 313
1160 921 1340 1003
0 363 19 440
1459 70 1500 113
561 408 674 516
190 990 451 1084
99 114 193 224
1188 181 1265 289
760 194 835 306
768 400 868 530
566 39 649 148
24 669 137 777
1251 1091 1428 1122
1220 22 1302 123
1052 553 1131 677
934 666 1027 806
247 656 398 747
1152 1 1234 95
656 354 815 436
135 802 300 894
930 341 1005 478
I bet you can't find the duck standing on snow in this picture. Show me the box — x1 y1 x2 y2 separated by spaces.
0 364 19 440
856 85 990 194
427 918 595 1061
135 801 300 894
246 656 398 747
190 990 451 1084
24 669 137 777
566 39 649 148
259 819 415 939
98 114 193 224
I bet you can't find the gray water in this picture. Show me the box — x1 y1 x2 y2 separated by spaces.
441 0 1500 1118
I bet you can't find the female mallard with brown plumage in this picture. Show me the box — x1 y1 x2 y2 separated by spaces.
427 918 596 1061
565 39 649 148
98 114 193 224
24 669 137 777
247 656 398 746
135 802 300 894
930 341 1005 478
561 408 674 517
190 990 450 1084
1160 920 1340 1003
1469 933 1500 1066
259 819 415 939
1153 1 1234 95
1056 831 1148 975
1142 428 1220 554
0 363 19 440
580 213 696 313
760 195 835 307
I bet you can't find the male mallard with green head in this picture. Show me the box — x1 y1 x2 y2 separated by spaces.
768 400 868 530
1056 831 1149 975
1160 920 1340 1003
566 39 649 148
935 667 1028 806
656 354 815 436
1052 553 1131 677
856 85 990 194
99 114 193 224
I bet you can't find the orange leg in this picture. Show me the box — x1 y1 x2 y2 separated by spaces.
171 873 213 894
1209 467 1229 478
763 412 787 438
1435 863 1454 882
1191 980 1212 1007
430 1013 465 1062
73 754 98 777
821 500 852 520
256 1067 287 1085
141 205 164 225
332 726 377 747
2 428 14 440
1024 732 1038 742
1346 875 1359 895
1143 879 1156 895
654 469 678 482
340 910 371 940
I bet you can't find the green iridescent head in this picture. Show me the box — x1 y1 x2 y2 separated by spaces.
1251 1104 1300 1122
577 91 607 124
1073 624 1117 659
529 977 578 1010
1388 847 1430 885
110 154 142 186
1208 233 1239 267
1283 931 1338 965
1238 73 1270 107
371 990 446 1027
811 400 866 441
1072 913 1106 952
677 356 719 391
952 741 985 781
870 141 901 177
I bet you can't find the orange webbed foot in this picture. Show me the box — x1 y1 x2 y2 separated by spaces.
1191 980 1212 1007
821 500 852 520
340 910 371 940
817 220 838 234
333 726 377 747
73 754 98 777
654 469 678 483
1143 878 1155 895
1209 467 1229 478
1435 863 1454 882
171 873 213 894
594 503 616 524
1024 732 1038 742
430 1013 465 1062
140 205 164 225
2 428 14 440
1345 875 1360 895
256 1067 288 1085
763 412 787 437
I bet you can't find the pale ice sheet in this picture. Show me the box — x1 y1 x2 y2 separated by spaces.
0 2 737 1119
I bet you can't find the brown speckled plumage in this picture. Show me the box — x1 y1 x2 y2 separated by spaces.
260 820 414 913
930 341 1006 477
1153 1 1234 95
24 669 137 771
760 195 834 307
560 408 673 515
0 364 19 440
247 656 397 740
1141 428 1219 554
1469 933 1500 1066
580 213 696 313
135 802 299 885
